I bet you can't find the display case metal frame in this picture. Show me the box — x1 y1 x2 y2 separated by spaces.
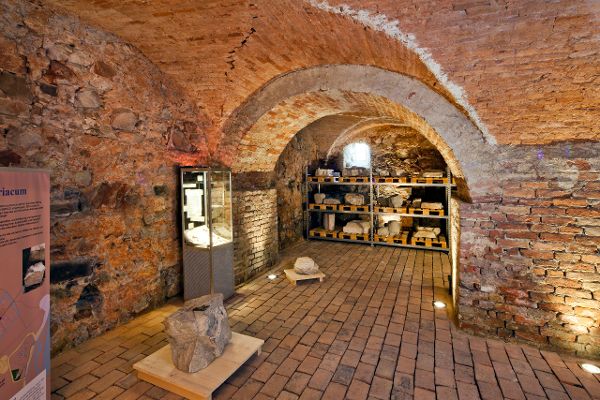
180 167 234 300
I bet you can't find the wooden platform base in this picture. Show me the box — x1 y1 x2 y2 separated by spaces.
133 332 264 400
284 269 326 285
410 235 448 248
309 228 339 238
338 232 369 241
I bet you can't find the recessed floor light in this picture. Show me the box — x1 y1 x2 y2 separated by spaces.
581 363 600 374
433 301 446 309
267 274 277 280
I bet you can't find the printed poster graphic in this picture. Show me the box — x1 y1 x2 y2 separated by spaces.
0 168 50 400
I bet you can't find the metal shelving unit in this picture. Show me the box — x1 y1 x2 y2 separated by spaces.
304 167 455 252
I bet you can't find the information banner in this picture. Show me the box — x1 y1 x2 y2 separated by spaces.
0 168 50 400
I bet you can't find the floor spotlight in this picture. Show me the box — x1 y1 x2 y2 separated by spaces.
581 363 600 374
267 274 277 280
433 301 446 309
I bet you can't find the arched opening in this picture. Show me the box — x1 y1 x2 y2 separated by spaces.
222 65 497 322
342 142 371 170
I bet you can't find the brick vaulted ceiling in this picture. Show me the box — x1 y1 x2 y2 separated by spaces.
45 0 600 147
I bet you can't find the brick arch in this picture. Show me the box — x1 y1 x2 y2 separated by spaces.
223 65 498 193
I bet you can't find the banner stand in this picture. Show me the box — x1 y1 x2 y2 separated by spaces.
0 168 51 400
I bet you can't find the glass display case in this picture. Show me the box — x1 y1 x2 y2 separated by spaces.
180 168 234 300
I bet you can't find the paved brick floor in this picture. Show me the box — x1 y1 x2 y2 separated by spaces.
51 241 600 400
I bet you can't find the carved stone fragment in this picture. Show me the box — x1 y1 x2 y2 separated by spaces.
344 193 365 205
294 257 320 275
163 294 232 373
314 193 326 204
323 214 335 230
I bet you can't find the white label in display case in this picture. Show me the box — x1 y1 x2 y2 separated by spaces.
185 189 204 221
9 370 46 400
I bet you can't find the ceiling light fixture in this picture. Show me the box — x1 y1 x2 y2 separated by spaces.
581 363 600 374
267 274 277 280
433 301 446 309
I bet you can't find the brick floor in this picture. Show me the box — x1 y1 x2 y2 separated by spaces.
51 241 600 399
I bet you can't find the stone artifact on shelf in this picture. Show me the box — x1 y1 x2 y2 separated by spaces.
413 226 441 239
323 198 341 205
344 193 365 205
316 168 335 176
163 293 232 373
393 168 407 177
294 257 320 275
343 167 369 177
358 220 370 232
421 202 443 210
389 195 404 208
388 221 401 235
343 220 370 234
411 198 422 208
314 193 326 204
324 214 335 231
24 262 45 287
343 221 363 234
422 170 444 178
378 226 390 236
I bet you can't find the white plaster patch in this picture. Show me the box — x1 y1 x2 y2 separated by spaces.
306 0 497 145
481 285 496 293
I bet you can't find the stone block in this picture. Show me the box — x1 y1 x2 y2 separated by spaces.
163 294 232 373
294 257 320 275
344 193 365 205
111 109 138 130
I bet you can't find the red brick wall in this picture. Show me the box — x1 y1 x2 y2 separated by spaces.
321 0 600 145
232 188 279 284
458 144 600 356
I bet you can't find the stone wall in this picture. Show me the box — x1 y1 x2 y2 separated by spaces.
458 142 600 357
328 125 446 175
232 189 279 284
0 1 207 353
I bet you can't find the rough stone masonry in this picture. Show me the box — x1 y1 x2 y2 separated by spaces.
0 0 208 352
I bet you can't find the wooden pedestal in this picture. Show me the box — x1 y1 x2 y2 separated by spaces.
133 332 263 400
284 269 326 285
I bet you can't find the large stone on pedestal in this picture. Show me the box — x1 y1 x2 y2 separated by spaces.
294 257 320 275
163 294 232 373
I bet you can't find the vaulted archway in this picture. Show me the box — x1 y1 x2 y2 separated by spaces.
222 65 499 315
220 65 499 197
